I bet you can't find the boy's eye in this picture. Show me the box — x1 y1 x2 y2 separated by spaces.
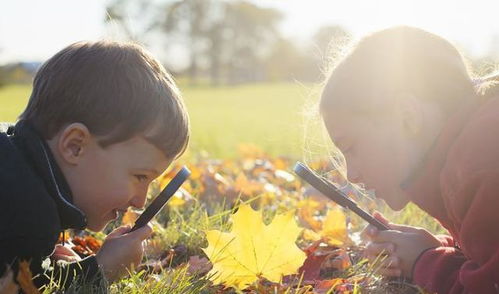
135 175 149 182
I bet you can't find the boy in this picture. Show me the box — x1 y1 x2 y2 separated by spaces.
0 41 190 291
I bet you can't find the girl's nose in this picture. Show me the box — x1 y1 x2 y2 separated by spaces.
347 167 362 184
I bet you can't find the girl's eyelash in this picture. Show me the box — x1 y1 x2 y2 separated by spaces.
342 145 353 154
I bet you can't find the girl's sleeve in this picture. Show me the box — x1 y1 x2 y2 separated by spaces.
413 171 499 293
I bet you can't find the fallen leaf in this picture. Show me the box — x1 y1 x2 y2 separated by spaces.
203 204 306 289
187 256 212 275
16 261 40 294
315 278 346 293
234 173 264 196
298 241 326 281
320 208 349 246
0 266 19 294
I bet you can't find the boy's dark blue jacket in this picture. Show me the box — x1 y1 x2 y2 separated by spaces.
0 120 104 290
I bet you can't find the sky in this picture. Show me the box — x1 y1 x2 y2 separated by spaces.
1 0 499 65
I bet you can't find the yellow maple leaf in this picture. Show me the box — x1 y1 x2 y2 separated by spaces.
320 208 348 246
300 207 349 246
203 204 306 289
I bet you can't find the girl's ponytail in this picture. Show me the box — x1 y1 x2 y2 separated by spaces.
476 72 499 100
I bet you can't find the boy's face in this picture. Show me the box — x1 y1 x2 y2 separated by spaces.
49 124 172 231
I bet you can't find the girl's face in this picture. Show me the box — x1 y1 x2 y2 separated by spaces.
322 106 424 211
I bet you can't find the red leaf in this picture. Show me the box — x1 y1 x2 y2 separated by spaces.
298 241 327 281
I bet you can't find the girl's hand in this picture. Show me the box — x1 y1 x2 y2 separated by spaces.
362 212 442 279
95 225 153 282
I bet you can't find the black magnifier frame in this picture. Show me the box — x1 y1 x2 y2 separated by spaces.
294 162 389 231
130 166 191 232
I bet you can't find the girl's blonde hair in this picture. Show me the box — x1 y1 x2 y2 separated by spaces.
318 26 498 189
477 71 499 98
320 26 499 116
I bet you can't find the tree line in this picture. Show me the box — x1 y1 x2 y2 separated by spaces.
105 0 351 85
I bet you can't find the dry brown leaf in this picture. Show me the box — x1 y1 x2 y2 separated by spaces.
16 261 40 294
0 266 19 294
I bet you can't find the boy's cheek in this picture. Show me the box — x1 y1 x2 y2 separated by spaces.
78 201 112 231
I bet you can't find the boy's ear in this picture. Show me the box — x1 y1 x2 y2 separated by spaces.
56 123 92 165
396 92 422 137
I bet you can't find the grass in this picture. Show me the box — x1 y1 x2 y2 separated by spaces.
1 82 441 293
0 80 444 234
0 82 320 158
0 84 30 122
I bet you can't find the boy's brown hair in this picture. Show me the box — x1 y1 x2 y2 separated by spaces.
20 40 189 159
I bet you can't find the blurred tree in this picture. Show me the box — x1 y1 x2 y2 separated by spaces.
222 1 283 84
105 0 161 44
313 25 351 58
161 0 218 84
0 68 5 88
161 0 283 85
206 20 224 85
106 1 351 84
265 38 319 82
0 46 4 88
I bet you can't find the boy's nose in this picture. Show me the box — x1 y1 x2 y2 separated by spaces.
130 191 148 209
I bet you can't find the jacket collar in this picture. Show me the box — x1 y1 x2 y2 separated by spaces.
10 120 87 230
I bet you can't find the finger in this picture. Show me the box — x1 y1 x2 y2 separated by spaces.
107 225 132 238
381 256 401 268
376 267 402 277
369 230 403 243
373 211 390 225
364 242 395 257
128 223 153 241
373 212 420 233
53 245 77 256
52 254 78 262
361 224 379 240
386 222 420 233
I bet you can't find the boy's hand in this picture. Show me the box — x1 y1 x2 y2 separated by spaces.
51 244 81 262
362 212 441 279
95 224 153 282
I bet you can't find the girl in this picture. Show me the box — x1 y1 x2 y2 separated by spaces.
319 26 499 293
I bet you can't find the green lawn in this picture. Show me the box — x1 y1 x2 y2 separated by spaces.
0 82 444 293
0 82 322 158
0 84 30 122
